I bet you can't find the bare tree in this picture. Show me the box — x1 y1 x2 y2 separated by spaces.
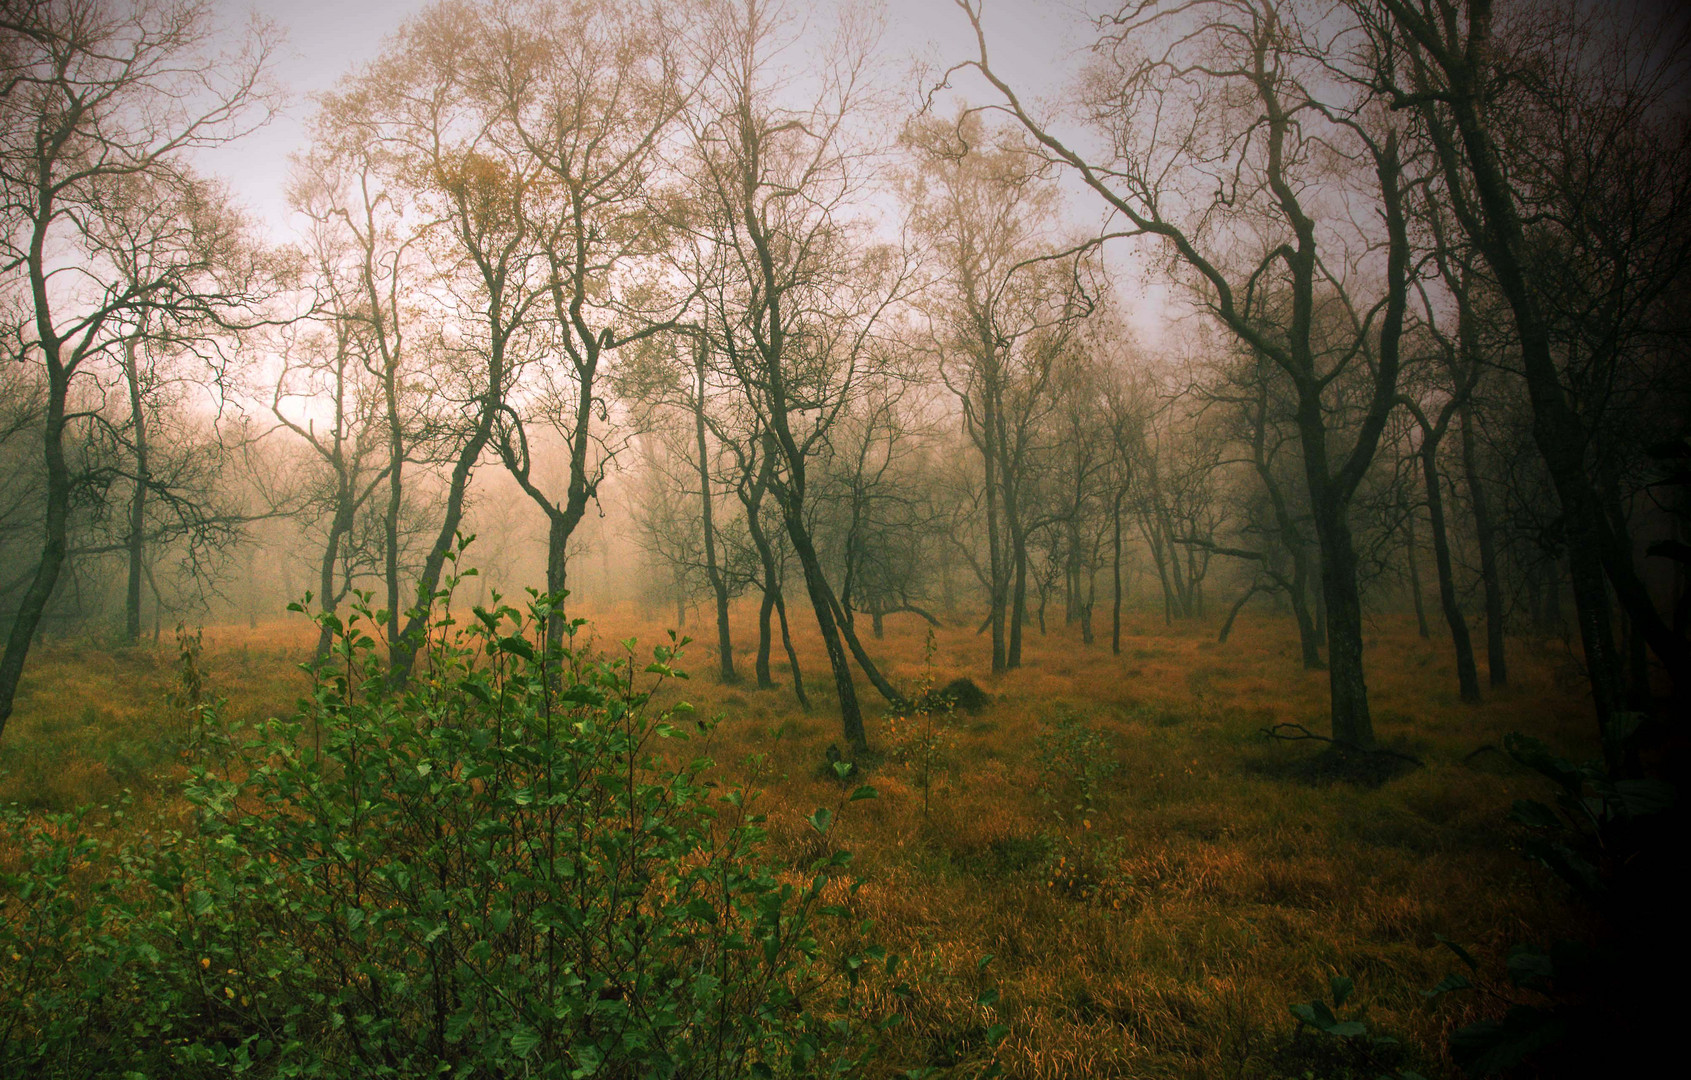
683 0 912 750
904 110 1098 671
0 0 276 739
1370 0 1691 730
952 0 1417 749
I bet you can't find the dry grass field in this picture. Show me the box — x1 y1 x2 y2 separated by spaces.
0 599 1600 1078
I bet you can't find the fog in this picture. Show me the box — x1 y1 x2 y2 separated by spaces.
4 1 1689 1074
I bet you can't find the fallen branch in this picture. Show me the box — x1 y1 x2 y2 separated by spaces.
1462 743 1506 763
1259 722 1424 767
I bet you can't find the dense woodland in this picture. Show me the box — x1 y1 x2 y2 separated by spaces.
0 0 1687 1077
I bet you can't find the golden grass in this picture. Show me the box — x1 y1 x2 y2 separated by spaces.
0 599 1598 1078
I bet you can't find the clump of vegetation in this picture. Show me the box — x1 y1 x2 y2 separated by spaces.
1272 975 1427 1080
1033 706 1121 822
882 632 957 819
0 577 894 1078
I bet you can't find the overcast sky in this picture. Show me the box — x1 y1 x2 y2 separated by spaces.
202 0 1169 338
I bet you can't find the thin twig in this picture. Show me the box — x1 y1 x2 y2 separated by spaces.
1259 723 1424 767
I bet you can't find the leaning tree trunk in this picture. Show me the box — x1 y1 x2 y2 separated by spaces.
784 508 865 750
316 498 354 663
773 589 808 710
0 365 71 742
390 402 497 688
824 589 903 706
1420 432 1481 702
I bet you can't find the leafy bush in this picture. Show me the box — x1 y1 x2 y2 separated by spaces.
1 566 893 1078
1033 707 1120 821
881 631 956 819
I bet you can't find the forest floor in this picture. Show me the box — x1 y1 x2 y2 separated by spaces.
0 600 1600 1079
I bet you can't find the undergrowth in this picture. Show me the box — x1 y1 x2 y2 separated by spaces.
0 560 905 1078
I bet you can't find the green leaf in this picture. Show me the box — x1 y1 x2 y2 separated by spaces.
1423 972 1473 998
1509 799 1561 831
1613 778 1676 818
1436 934 1480 972
458 679 494 705
1329 975 1354 1005
808 807 832 835
849 785 878 802
498 635 535 660
1505 945 1554 990
509 1026 541 1057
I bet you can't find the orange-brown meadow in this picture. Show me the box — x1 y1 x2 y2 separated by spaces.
0 601 1596 1078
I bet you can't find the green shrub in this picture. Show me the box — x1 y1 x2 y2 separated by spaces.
1033 707 1120 821
1 567 893 1078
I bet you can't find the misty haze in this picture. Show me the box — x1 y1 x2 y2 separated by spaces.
1 0 1686 1077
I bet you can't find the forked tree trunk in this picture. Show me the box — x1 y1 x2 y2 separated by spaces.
784 510 864 749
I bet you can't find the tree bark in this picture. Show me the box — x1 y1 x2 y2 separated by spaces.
1111 488 1125 655
1459 405 1507 686
784 509 865 749
122 331 150 646
1405 504 1431 639
0 361 70 742
1419 427 1482 702
693 348 735 683
774 589 808 710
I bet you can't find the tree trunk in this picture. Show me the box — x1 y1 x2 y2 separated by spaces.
824 588 903 705
316 499 353 663
1415 50 1679 739
1459 405 1507 686
757 587 776 686
742 483 780 690
774 589 808 710
1405 504 1431 639
694 351 735 683
1219 583 1262 644
1007 517 1028 668
982 381 1007 673
784 510 864 749
389 401 497 687
0 366 71 742
123 332 150 646
1111 489 1125 656
1420 432 1481 702
383 375 405 661
1310 502 1376 749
